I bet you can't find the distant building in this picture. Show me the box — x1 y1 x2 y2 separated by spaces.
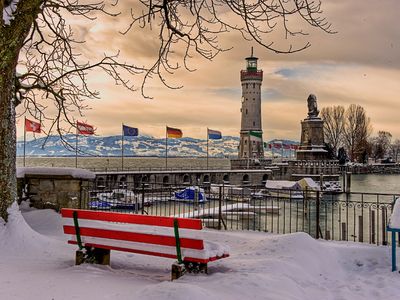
238 48 264 159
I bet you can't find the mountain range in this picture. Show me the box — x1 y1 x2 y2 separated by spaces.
17 135 298 157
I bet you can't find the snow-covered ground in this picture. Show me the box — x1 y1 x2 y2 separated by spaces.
0 202 399 300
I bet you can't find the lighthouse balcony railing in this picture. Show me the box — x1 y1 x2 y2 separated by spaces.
240 70 263 81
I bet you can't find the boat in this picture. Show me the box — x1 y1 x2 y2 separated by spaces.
210 184 251 201
322 181 342 194
173 186 207 203
89 189 144 211
264 180 305 200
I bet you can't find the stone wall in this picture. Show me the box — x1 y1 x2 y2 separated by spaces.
18 176 85 210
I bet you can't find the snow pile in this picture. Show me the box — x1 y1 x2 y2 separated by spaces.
17 166 95 179
0 203 398 300
0 202 60 256
389 197 400 228
2 0 19 26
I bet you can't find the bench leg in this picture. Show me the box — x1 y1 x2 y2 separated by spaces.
392 231 397 272
75 248 110 266
171 262 186 280
75 250 85 265
92 248 111 265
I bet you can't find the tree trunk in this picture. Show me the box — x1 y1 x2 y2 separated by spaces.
0 67 17 222
0 0 43 221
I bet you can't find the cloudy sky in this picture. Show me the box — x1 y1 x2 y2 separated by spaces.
19 0 400 141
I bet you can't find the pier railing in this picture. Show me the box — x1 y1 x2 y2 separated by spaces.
79 181 399 247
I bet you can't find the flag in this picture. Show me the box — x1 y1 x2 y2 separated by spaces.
263 142 272 149
273 143 282 149
25 118 41 133
77 121 95 135
123 125 138 137
167 126 182 138
249 131 262 140
290 144 299 150
208 128 222 140
283 144 291 150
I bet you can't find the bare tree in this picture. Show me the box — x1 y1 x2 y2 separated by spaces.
390 139 400 162
369 131 392 162
0 0 333 221
343 104 372 162
320 105 345 156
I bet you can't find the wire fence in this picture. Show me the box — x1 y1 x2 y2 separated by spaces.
79 181 399 246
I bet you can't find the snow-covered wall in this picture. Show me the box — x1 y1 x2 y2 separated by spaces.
17 167 95 180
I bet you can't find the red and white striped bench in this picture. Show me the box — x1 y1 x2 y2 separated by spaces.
61 209 229 279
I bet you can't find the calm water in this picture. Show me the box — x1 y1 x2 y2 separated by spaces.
348 174 400 195
16 156 231 171
17 157 400 194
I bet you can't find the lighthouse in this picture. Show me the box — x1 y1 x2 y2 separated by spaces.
238 48 264 159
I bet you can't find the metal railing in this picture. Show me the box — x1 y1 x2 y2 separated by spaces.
79 181 399 246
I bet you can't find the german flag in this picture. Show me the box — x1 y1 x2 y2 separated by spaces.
166 126 183 138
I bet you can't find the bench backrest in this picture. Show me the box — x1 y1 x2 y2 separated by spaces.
61 209 208 262
61 209 202 230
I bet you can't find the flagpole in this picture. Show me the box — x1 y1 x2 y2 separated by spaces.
206 128 209 170
272 142 274 161
165 126 168 169
23 117 26 167
121 123 124 171
75 124 78 168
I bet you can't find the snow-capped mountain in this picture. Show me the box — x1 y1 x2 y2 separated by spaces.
17 134 240 157
17 135 299 157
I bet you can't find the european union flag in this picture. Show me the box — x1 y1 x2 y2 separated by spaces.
123 125 138 136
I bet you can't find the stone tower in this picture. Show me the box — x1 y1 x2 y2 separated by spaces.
238 48 264 159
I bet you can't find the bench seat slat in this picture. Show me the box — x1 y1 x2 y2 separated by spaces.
64 225 204 249
61 209 202 230
67 235 228 261
68 241 228 264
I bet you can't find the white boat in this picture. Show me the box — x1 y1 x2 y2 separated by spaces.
89 189 145 211
264 180 304 200
322 181 342 194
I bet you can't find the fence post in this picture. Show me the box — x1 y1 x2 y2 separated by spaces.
141 183 145 215
382 208 387 245
341 222 347 241
316 191 320 239
358 216 364 243
371 211 376 244
218 186 222 230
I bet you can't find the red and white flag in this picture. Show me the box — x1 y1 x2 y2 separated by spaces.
77 121 95 135
25 118 41 133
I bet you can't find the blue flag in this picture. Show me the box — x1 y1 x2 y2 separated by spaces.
123 125 138 136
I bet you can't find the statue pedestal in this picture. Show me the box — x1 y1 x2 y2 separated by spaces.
296 117 328 160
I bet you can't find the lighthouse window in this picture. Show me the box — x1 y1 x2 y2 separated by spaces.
253 121 255 126
246 109 248 114
246 83 248 89
253 83 255 88
253 98 255 101
244 140 247 145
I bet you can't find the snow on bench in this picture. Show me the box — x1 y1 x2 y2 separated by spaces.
387 198 400 272
61 209 229 279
